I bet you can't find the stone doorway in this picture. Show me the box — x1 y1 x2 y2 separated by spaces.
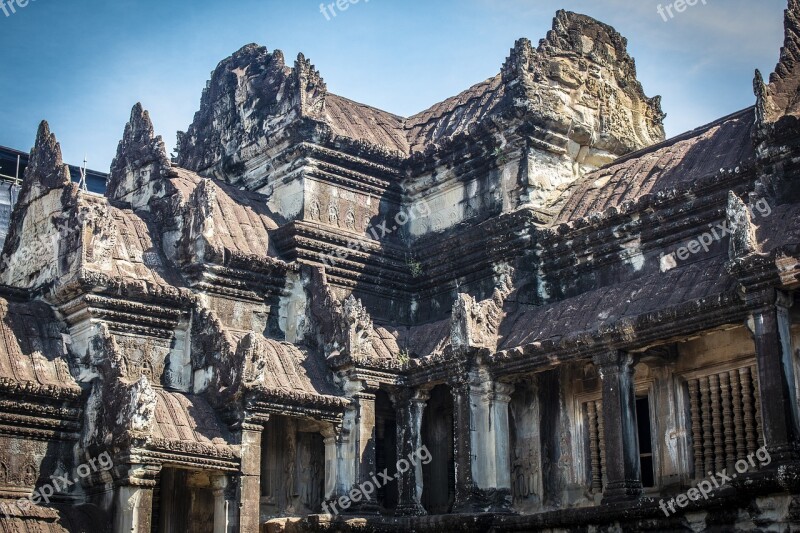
421 384 455 514
375 389 398 511
152 468 215 533
261 415 326 517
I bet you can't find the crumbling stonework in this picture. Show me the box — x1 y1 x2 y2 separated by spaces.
1 5 800 533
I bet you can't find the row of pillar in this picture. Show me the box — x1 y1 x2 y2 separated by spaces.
110 292 798 529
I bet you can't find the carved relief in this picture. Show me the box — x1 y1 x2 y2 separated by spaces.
328 204 339 226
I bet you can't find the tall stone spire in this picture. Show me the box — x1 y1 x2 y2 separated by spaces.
756 0 800 123
0 122 81 290
19 120 73 203
107 103 171 210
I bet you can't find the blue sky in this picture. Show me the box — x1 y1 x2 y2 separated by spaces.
0 0 788 171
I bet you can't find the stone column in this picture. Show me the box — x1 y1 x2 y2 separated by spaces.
452 378 476 513
112 465 159 533
593 350 642 502
321 425 340 502
393 388 428 516
321 415 356 514
750 291 799 461
235 421 264 533
467 375 514 510
492 383 515 496
211 475 235 533
351 385 380 513
469 377 495 491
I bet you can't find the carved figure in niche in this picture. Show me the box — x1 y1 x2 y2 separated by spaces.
345 209 355 230
23 464 37 485
328 204 339 226
512 441 540 500
299 442 322 511
141 360 153 380
310 200 320 220
300 460 312 508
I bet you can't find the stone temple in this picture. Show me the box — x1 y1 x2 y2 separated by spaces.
1 3 800 531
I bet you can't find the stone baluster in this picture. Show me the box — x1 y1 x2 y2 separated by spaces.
688 379 704 479
729 369 746 460
709 374 724 472
739 366 758 453
587 401 602 493
699 376 713 475
719 372 736 470
598 401 607 490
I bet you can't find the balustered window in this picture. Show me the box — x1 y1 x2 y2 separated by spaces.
685 365 764 479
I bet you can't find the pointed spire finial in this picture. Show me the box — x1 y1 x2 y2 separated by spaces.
107 103 170 207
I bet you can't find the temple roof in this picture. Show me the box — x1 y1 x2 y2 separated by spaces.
149 389 236 460
755 201 800 254
82 197 183 291
553 107 756 224
0 297 80 398
759 0 800 123
176 10 665 170
497 256 736 351
323 94 410 154
405 75 505 153
168 168 280 262
374 319 452 360
231 331 345 407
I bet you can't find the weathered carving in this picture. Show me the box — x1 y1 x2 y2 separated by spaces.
451 264 514 352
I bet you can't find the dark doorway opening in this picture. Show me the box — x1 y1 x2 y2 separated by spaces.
636 396 655 488
421 385 455 514
155 468 214 533
375 389 398 511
